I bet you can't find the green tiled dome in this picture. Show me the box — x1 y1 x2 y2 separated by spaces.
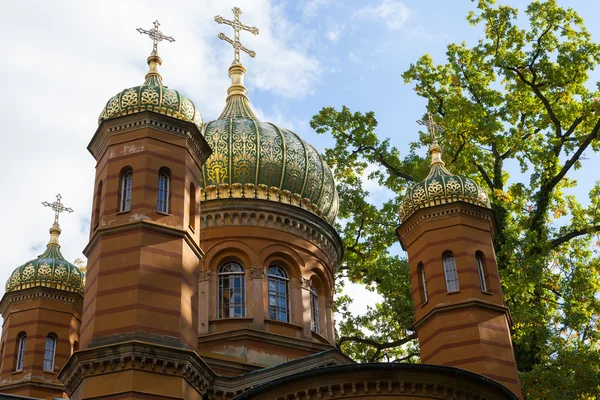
98 55 202 130
200 65 338 224
5 224 85 296
399 143 490 223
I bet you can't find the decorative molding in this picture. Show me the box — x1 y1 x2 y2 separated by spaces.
250 267 266 279
89 112 211 165
0 286 83 315
413 298 512 330
200 270 212 282
201 199 343 271
300 277 312 290
58 341 213 396
325 298 335 309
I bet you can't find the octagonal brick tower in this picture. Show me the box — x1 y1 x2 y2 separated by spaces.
58 48 213 399
396 132 522 398
197 63 342 375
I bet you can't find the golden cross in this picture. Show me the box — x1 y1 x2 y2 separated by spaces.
42 194 73 224
136 20 175 54
215 7 259 65
417 112 445 145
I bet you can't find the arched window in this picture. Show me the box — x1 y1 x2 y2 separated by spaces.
72 340 79 355
310 283 319 333
119 167 133 212
476 252 487 292
267 265 290 323
43 334 57 371
15 332 26 371
157 168 170 213
218 262 246 318
443 252 460 292
94 180 102 226
417 262 428 304
189 182 196 230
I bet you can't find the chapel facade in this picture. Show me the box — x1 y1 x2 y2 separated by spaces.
0 8 522 400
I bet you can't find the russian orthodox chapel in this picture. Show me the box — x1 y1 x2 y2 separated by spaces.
0 8 522 400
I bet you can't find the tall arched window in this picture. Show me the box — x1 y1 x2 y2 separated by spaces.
310 283 319 333
119 167 133 212
443 252 460 292
94 180 102 226
476 252 487 292
43 334 57 371
267 265 290 323
15 332 26 371
417 262 428 304
218 262 246 318
157 168 170 213
189 182 196 230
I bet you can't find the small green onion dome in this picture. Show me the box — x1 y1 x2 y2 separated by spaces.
200 65 339 224
399 141 490 223
98 53 202 130
5 223 85 296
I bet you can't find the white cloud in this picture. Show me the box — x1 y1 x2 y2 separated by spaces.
353 0 412 31
348 52 362 64
0 0 323 309
326 24 344 42
300 0 335 18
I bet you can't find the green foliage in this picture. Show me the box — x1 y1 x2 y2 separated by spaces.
312 1 600 398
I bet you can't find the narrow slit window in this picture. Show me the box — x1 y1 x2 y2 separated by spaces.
476 252 487 292
268 265 290 323
443 252 460 292
189 183 196 229
119 168 133 212
217 262 246 318
94 180 102 225
157 168 170 213
15 333 26 371
418 262 428 304
43 334 56 371
310 283 320 333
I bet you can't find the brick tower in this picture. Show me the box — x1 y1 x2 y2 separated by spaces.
0 196 84 399
396 114 522 398
58 23 213 399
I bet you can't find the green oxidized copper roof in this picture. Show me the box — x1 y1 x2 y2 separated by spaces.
5 223 85 296
98 53 202 130
200 65 339 224
399 142 490 223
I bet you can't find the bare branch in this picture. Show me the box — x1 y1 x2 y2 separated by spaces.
338 332 418 352
550 224 600 248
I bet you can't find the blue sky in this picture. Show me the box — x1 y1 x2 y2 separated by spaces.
0 0 598 315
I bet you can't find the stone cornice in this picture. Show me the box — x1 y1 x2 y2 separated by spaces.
0 286 83 316
88 111 212 166
201 199 343 271
413 298 513 330
198 328 333 355
250 267 266 279
84 220 205 260
58 340 214 396
396 201 497 250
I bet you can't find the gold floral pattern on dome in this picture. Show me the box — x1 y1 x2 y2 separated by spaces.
5 243 85 296
398 162 491 223
98 75 202 131
201 118 339 224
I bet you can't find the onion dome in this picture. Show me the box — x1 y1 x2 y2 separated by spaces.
398 138 490 223
98 52 202 130
200 65 339 223
5 223 85 296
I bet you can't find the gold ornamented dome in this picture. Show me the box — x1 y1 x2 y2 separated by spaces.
5 223 85 295
398 138 490 223
98 52 202 130
200 65 339 223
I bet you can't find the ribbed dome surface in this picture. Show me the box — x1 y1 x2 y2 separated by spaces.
200 65 338 224
5 224 85 295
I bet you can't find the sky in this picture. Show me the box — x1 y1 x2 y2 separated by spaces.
0 0 599 318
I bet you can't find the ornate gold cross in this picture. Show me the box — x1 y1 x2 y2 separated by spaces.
215 7 259 65
42 194 73 224
136 20 175 54
417 111 445 145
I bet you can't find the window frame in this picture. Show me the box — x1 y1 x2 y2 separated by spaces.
417 262 428 305
119 167 133 212
189 182 196 230
443 252 460 292
15 333 26 372
156 168 170 214
476 252 488 292
267 265 290 323
94 180 102 227
43 333 57 372
310 282 320 333
217 262 246 319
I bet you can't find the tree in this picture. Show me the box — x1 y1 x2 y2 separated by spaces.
311 0 600 397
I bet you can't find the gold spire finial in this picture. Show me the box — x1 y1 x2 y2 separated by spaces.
42 194 73 247
136 20 176 81
417 112 446 166
215 7 259 66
